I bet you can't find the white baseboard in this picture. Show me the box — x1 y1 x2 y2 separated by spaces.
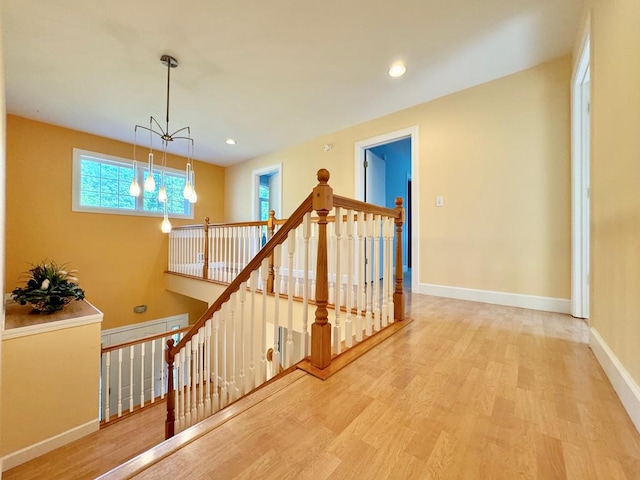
589 328 640 433
2 419 99 471
418 283 570 314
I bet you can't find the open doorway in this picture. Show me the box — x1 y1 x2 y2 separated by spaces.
571 30 590 320
354 126 418 293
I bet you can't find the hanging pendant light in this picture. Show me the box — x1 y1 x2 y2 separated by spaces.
161 208 172 233
131 54 197 231
129 161 141 197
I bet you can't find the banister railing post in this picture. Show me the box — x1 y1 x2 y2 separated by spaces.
394 197 405 321
267 210 276 293
165 339 176 439
311 169 333 369
203 217 210 280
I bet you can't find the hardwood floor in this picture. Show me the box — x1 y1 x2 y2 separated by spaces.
7 293 640 479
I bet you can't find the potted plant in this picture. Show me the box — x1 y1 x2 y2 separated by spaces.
11 260 85 314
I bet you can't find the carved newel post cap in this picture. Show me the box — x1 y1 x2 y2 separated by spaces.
317 169 330 184
395 197 404 207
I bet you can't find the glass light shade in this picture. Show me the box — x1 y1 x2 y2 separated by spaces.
144 152 155 192
144 173 156 192
161 214 172 233
183 182 193 199
129 179 141 197
189 189 198 203
158 185 167 203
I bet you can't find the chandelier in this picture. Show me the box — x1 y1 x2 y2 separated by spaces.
129 54 197 233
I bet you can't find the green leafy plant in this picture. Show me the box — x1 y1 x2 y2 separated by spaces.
11 261 85 314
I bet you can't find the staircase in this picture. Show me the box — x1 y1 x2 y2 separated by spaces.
99 168 406 441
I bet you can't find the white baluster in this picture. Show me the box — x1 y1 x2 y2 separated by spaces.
328 221 335 305
334 207 343 354
140 342 145 407
221 302 229 407
272 244 281 375
129 345 134 413
286 229 296 367
150 340 156 403
229 292 238 401
345 209 354 348
239 282 247 396
198 327 205 420
388 217 395 323
249 270 257 390
356 212 365 342
261 258 269 383
185 341 192 427
311 221 317 301
365 213 374 336
302 213 311 357
191 332 199 422
161 338 166 399
373 214 381 332
213 312 220 412
381 218 389 328
178 348 186 431
104 351 111 422
204 319 212 416
117 349 123 417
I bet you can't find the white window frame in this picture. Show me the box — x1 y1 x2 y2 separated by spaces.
72 148 194 219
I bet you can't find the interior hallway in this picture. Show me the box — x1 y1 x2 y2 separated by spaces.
7 290 640 479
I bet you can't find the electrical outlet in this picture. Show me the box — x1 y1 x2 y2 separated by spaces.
436 196 444 207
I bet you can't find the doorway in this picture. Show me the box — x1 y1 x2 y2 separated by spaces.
354 126 418 293
571 31 590 320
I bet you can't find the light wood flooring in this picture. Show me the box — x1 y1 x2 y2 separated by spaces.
7 293 640 479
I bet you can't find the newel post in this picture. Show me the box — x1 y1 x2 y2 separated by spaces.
267 210 276 293
311 169 333 369
394 197 405 321
202 217 210 280
165 338 176 439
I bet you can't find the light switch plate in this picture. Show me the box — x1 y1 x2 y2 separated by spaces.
436 196 444 207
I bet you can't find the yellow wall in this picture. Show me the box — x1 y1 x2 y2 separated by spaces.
5 115 225 329
1 321 101 456
226 57 572 299
586 0 640 384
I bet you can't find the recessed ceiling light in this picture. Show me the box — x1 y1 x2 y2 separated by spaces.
388 63 407 78
225 138 237 145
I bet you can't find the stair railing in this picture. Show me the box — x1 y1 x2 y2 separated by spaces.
164 168 405 438
100 325 190 424
168 211 279 285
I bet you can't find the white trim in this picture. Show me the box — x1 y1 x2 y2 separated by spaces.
589 328 640 433
571 17 591 320
2 300 103 340
354 126 419 295
2 419 99 471
418 283 570 314
251 163 283 220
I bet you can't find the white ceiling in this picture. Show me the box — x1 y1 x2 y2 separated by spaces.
3 0 583 166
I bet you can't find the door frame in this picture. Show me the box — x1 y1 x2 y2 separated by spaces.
251 163 283 220
354 126 419 293
571 19 591 320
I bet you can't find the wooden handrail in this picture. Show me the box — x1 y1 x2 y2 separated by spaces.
333 194 399 219
171 219 271 230
169 194 314 356
101 325 191 354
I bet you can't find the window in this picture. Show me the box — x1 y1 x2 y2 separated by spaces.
258 175 270 221
72 149 193 219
